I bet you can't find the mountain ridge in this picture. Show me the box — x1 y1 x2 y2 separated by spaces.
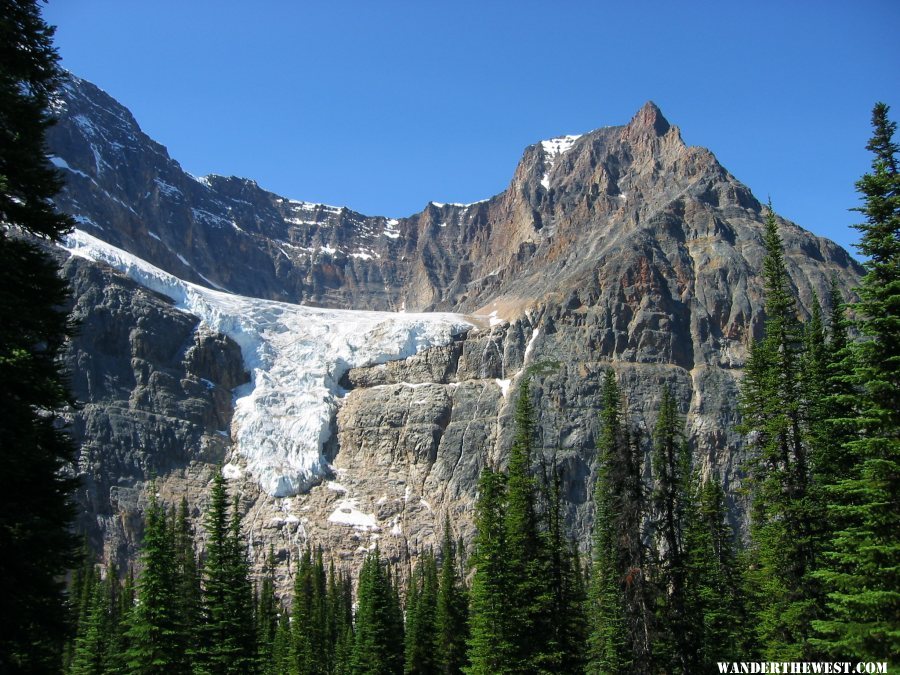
49 74 859 316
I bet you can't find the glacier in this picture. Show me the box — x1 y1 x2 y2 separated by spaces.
63 230 473 497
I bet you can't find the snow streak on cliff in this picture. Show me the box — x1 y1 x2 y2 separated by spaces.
64 230 473 497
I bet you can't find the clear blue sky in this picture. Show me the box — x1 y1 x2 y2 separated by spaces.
45 1 899 255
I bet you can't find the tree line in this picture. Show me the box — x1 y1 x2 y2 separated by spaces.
63 472 470 675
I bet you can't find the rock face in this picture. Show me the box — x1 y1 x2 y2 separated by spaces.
47 75 864 587
60 253 247 564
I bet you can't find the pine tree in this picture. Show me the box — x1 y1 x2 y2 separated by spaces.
351 548 404 674
0 1 79 669
435 515 468 675
464 468 513 674
125 493 184 673
311 548 329 673
587 371 633 674
227 496 258 672
386 565 406 671
814 102 900 660
740 204 820 658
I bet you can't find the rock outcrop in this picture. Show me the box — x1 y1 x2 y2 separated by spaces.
61 253 247 564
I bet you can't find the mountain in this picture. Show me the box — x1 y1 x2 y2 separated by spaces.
48 74 862 583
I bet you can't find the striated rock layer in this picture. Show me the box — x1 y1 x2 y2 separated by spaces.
48 75 863 590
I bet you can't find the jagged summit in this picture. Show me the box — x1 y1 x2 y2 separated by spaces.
629 100 671 135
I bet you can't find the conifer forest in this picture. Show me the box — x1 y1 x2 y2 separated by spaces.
1 1 898 672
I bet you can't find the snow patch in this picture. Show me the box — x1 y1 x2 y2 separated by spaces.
73 215 99 228
430 199 488 208
49 156 91 180
539 134 581 189
382 218 401 239
222 462 242 480
61 230 471 497
328 498 379 531
488 310 506 327
154 178 182 199
192 208 231 228
524 327 541 364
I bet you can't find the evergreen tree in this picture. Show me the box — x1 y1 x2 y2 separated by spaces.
195 473 257 674
542 464 589 674
740 204 820 658
270 613 294 675
0 1 79 669
502 378 552 672
68 567 107 675
292 546 327 675
404 550 439 674
328 563 354 675
103 564 130 675
112 567 136 673
650 386 699 673
66 540 98 669
173 499 200 649
464 468 514 674
256 547 280 675
435 515 468 675
351 548 404 674
683 475 748 671
385 565 406 670
587 371 633 674
816 279 858 485
814 102 900 660
125 493 184 673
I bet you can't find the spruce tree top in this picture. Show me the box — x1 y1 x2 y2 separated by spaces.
1 0 73 240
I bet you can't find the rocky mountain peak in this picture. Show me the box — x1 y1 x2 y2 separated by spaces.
628 100 671 136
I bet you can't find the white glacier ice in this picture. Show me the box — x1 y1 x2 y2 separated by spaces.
63 230 473 497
